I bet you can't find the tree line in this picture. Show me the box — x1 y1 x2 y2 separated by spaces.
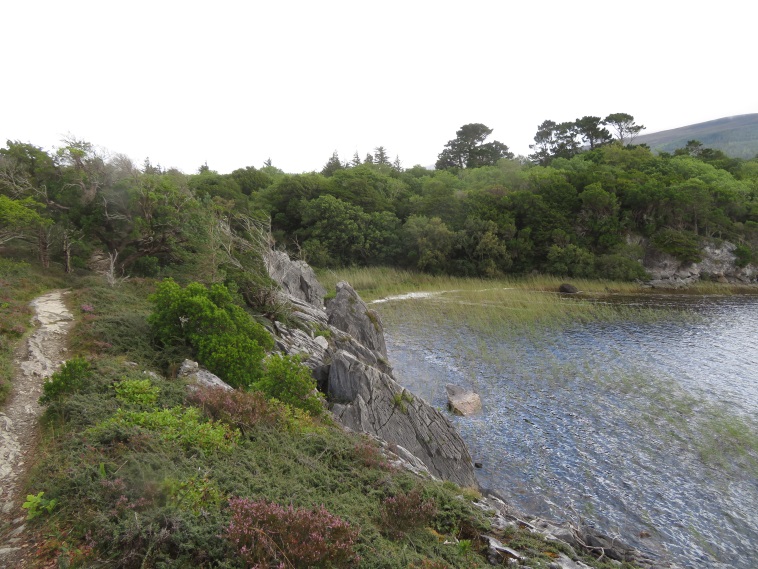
2 116 757 284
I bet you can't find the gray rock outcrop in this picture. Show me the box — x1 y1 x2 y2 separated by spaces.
327 282 387 360
265 249 326 306
644 239 757 288
477 494 684 569
264 250 477 488
329 350 477 488
445 384 482 416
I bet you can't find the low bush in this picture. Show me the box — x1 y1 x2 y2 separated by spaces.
225 498 360 568
40 356 91 404
189 385 286 434
255 354 324 416
88 407 240 454
114 378 160 407
380 487 437 538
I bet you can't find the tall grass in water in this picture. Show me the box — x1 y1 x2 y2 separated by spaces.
378 287 687 340
317 266 651 301
317 266 705 337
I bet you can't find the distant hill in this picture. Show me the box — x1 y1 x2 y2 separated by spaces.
634 114 758 159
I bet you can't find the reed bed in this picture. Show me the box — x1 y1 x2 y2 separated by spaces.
317 266 758 302
375 286 689 340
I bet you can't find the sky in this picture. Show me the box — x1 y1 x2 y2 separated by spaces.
2 0 755 175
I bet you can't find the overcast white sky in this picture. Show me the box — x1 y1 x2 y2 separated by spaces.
2 1 755 174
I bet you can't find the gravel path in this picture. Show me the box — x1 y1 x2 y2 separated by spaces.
0 291 73 567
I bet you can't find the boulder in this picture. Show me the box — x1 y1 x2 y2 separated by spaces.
329 350 477 488
558 283 579 294
177 360 233 391
327 281 387 359
265 249 326 306
445 384 482 416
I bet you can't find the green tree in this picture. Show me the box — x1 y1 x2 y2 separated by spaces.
529 120 558 165
230 166 272 195
575 116 612 150
402 215 455 273
603 113 645 145
321 151 345 177
436 123 513 170
0 195 48 245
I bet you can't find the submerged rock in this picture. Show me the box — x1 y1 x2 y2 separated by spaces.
445 384 482 416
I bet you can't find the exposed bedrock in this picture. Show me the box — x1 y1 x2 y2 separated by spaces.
264 251 476 487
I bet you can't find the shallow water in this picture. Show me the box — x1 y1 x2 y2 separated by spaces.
380 293 758 569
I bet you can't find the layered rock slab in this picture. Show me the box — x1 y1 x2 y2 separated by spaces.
329 350 477 488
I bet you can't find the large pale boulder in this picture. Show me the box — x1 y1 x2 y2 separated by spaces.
445 384 482 416
329 350 477 488
327 282 387 359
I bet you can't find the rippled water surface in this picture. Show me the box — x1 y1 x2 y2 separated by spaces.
379 294 758 569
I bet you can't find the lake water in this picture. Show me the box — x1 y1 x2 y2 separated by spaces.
378 293 758 569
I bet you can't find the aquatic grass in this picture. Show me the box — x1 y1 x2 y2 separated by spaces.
695 412 758 474
376 287 687 342
317 266 653 301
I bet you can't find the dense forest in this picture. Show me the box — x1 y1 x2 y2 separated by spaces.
2 113 758 286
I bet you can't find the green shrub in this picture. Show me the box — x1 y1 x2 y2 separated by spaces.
40 357 91 404
114 378 160 407
255 354 324 416
160 475 224 514
148 279 273 388
595 254 650 281
89 407 239 453
545 244 596 278
22 491 58 520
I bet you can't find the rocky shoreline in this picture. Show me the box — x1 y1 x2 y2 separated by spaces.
263 250 685 568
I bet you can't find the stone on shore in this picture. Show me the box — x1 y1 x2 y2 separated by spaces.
445 384 482 416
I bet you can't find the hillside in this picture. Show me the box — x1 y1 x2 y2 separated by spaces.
634 113 758 158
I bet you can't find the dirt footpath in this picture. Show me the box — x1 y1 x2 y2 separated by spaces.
0 291 73 566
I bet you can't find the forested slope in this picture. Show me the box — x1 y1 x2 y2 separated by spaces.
2 122 756 285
